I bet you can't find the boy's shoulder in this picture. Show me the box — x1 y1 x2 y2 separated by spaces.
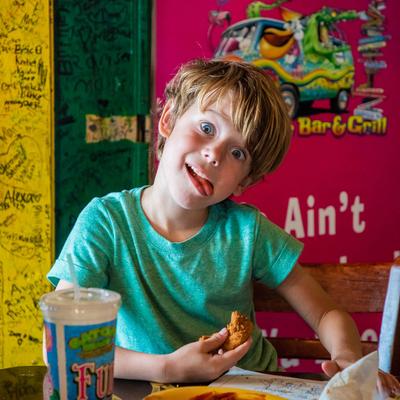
85 186 146 218
218 199 283 233
95 186 145 206
220 199 301 252
218 198 265 220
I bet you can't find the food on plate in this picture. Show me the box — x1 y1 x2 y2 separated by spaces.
144 386 285 399
189 390 264 399
199 311 253 351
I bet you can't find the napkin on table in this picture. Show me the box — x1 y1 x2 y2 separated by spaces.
320 351 382 400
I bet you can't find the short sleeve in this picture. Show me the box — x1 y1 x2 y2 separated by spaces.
252 212 303 288
47 198 114 288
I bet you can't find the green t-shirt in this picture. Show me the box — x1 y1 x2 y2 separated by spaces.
48 186 303 371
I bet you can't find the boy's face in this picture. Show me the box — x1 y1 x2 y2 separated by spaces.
158 96 252 210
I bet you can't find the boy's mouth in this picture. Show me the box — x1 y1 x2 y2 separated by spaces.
185 163 214 196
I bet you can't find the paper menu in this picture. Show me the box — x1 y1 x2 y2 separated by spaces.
209 367 327 400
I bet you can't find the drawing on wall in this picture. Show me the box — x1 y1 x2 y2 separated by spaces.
353 2 389 120
0 0 53 368
210 0 390 125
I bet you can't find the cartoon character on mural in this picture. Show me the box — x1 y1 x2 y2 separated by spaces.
213 1 359 118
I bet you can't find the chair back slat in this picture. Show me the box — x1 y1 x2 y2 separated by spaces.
254 262 392 313
268 338 378 360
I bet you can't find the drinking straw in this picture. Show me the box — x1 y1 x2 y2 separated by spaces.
67 253 80 300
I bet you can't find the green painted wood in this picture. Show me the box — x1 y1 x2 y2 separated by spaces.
54 1 152 254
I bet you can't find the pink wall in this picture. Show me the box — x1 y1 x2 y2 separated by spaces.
155 0 398 372
155 0 399 264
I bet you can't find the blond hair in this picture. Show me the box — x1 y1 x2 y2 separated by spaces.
158 59 292 184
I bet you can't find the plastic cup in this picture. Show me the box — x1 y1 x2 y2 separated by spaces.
40 288 121 400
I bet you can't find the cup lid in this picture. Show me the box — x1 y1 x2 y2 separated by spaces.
40 288 121 311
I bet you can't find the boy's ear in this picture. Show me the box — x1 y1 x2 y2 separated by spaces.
158 100 173 138
232 176 252 196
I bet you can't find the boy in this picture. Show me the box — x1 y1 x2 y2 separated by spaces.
46 59 399 395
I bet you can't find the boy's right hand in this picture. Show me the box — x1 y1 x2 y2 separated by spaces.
162 327 252 383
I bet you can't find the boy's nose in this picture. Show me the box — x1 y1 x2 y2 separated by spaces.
202 147 220 166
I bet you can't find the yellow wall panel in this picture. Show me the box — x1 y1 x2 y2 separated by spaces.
0 0 53 368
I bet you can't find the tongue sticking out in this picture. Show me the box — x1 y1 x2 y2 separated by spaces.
196 174 214 196
187 166 214 196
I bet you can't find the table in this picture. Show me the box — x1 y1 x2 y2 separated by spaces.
1 365 398 400
0 365 335 400
0 365 152 399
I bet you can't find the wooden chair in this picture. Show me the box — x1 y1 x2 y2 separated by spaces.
253 258 400 376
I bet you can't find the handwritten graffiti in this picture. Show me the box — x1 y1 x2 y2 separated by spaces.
0 25 47 111
4 267 46 323
0 214 17 227
77 3 126 25
0 136 42 190
0 188 41 210
0 1 42 34
9 330 40 346
0 229 43 259
0 0 52 368
54 0 150 252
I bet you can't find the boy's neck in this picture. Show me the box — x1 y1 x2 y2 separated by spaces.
140 186 209 242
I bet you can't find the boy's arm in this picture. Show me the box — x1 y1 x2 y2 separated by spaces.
114 333 251 382
275 264 400 397
275 264 362 370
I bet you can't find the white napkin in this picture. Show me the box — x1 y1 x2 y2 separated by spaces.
320 351 380 400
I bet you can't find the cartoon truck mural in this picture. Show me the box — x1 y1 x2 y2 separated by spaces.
214 4 359 118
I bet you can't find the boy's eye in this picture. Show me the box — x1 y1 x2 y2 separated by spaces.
200 122 214 135
231 148 246 160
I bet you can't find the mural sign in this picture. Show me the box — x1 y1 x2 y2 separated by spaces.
156 0 399 264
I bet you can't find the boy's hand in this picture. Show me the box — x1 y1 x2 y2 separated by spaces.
377 370 400 399
162 327 252 383
322 359 400 399
321 359 344 377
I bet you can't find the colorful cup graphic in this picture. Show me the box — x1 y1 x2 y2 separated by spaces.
40 288 121 400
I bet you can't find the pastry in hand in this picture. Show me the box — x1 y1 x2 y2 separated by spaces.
199 311 253 351
222 310 253 351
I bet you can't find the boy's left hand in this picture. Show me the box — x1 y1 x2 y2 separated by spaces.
322 359 400 398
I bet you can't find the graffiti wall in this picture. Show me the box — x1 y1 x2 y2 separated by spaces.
54 0 152 254
0 0 152 368
156 0 399 371
0 0 53 368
